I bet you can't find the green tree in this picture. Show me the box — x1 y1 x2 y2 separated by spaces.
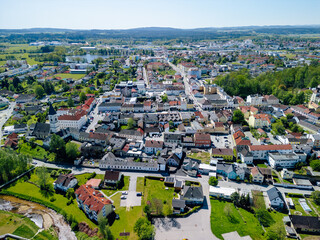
311 191 320 205
256 209 274 227
161 94 168 103
98 217 113 240
67 96 74 107
79 92 86 103
163 204 173 216
310 160 320 171
208 176 218 186
231 192 240 206
134 217 155 240
49 134 66 161
36 167 51 189
35 85 45 99
265 224 286 240
127 118 136 129
66 188 75 200
232 109 245 124
151 198 163 215
66 142 80 161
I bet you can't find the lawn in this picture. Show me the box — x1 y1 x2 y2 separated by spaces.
0 210 41 239
109 192 142 240
2 171 97 229
74 173 104 186
54 73 85 80
143 178 176 214
210 199 265 240
136 177 144 193
17 142 49 160
187 151 211 164
257 163 268 168
288 197 317 217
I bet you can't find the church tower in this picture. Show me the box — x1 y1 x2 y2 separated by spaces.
49 103 60 133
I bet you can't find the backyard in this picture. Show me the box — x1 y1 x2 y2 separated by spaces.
187 151 211 164
54 73 85 80
17 142 49 160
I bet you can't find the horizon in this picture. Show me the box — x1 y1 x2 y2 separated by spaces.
1 0 320 29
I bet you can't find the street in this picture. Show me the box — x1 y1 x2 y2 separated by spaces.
0 99 15 143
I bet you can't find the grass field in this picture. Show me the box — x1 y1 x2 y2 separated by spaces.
18 142 49 160
54 73 85 80
136 177 144 193
74 173 104 186
3 171 97 229
210 199 265 239
109 192 142 240
187 152 211 163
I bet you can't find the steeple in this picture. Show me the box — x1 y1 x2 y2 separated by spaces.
49 102 57 115
48 102 59 133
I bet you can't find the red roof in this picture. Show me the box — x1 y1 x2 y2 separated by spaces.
75 185 112 214
249 144 292 151
58 110 86 121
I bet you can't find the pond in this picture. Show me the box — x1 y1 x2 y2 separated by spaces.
0 195 77 240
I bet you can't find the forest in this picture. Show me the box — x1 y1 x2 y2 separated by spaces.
215 61 320 105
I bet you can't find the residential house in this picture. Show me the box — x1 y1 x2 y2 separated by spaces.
54 174 78 192
180 186 204 206
281 168 294 180
248 114 271 128
104 170 122 186
268 152 305 169
144 140 163 155
212 148 234 161
75 185 113 222
266 187 285 210
172 199 186 214
194 133 211 148
289 215 320 234
250 166 264 183
249 144 293 160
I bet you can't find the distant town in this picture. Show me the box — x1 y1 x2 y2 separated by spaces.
0 28 320 240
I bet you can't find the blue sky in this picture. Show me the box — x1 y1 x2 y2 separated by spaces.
0 0 319 29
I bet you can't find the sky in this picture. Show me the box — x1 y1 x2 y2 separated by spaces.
0 0 320 29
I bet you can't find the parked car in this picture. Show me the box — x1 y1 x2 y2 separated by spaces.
122 191 128 195
136 192 142 196
120 196 126 200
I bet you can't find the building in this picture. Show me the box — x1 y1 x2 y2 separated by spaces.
180 186 204 205
194 133 211 148
58 110 87 130
249 144 293 160
144 140 163 155
266 187 285 210
172 199 186 214
104 170 122 186
212 148 234 161
209 186 237 200
281 168 294 180
268 152 304 169
85 179 102 189
250 166 264 183
248 114 271 128
49 103 60 133
289 215 320 234
75 185 113 222
54 173 78 192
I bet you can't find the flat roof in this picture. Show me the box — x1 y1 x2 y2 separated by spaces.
209 186 236 196
199 163 216 171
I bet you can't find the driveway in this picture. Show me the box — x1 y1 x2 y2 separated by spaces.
120 175 141 208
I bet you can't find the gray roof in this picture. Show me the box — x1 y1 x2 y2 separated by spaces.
267 187 284 202
172 199 186 209
182 186 203 200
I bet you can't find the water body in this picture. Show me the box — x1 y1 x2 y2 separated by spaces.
0 195 77 240
66 54 110 63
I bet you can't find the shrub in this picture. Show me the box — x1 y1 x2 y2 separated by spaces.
50 197 56 202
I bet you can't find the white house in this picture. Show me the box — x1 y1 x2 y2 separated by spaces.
266 187 285 210
249 144 293 160
209 186 236 200
268 152 304 169
58 110 87 130
54 174 78 192
144 140 163 155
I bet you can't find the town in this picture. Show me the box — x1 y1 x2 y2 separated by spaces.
0 26 320 240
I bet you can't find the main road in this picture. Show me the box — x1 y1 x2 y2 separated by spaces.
0 99 16 143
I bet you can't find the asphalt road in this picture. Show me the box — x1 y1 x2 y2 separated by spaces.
0 100 16 143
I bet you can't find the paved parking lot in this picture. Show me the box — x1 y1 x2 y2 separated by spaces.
120 175 141 208
210 134 233 149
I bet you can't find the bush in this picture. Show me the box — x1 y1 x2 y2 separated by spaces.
50 197 56 202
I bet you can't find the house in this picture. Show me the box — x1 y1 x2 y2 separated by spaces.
75 185 113 222
239 146 254 164
54 174 78 192
166 153 182 167
144 140 163 155
104 170 122 186
289 215 320 234
164 133 182 146
172 199 186 214
216 163 246 181
281 168 294 180
250 166 264 183
85 179 102 190
209 186 237 200
268 152 304 169
118 129 143 140
248 114 271 128
174 179 183 191
58 110 87 130
4 133 18 149
249 144 293 160
266 187 285 210
194 133 211 148
180 186 204 206
311 134 320 148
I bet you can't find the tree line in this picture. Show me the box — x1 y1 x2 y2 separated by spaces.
215 61 320 105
